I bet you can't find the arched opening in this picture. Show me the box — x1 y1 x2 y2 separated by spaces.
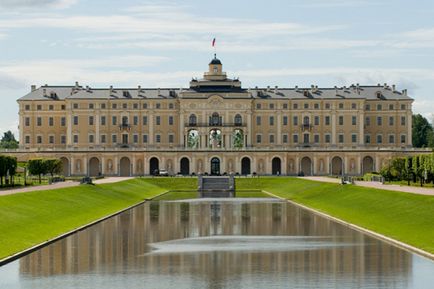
88 157 100 177
189 114 197 126
180 158 190 175
234 114 242 126
149 157 159 176
210 157 220 175
362 156 374 174
331 156 343 175
210 112 221 126
272 157 281 175
60 157 69 177
187 130 199 148
122 116 128 125
301 157 312 176
119 157 131 176
232 129 244 148
241 157 251 175
209 129 222 148
303 116 310 125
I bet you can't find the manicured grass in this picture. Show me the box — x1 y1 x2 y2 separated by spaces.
236 190 271 198
0 177 195 260
153 191 198 201
236 177 434 254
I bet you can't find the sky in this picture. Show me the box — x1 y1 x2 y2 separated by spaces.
0 0 434 137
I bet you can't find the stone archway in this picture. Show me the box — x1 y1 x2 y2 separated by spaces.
301 157 312 176
120 157 131 177
180 157 190 175
241 157 251 175
149 157 159 175
362 156 374 174
88 157 100 177
60 157 69 177
331 156 343 175
272 157 281 175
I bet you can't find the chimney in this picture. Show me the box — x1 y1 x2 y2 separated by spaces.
75 81 79 88
402 89 407 96
392 84 396 92
295 85 298 90
138 85 141 91
383 83 387 89
43 88 47 96
274 85 278 93
31 85 36 92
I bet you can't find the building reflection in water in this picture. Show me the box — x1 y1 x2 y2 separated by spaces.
18 200 412 288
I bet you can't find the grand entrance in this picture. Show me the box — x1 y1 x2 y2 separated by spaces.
241 157 251 175
89 157 100 177
331 156 343 176
149 157 159 175
180 157 190 175
272 157 281 175
301 157 312 176
119 157 131 177
210 157 220 175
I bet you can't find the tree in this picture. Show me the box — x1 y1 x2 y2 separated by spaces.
0 131 19 149
44 159 62 177
0 155 17 186
412 114 434 148
28 159 47 184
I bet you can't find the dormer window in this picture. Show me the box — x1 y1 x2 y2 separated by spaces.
213 66 218 73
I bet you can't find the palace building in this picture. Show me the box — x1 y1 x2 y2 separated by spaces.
16 55 419 177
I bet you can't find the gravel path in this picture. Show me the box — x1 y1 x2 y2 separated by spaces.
0 177 134 197
301 176 434 196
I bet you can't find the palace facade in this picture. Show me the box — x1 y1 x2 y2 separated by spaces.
16 55 418 176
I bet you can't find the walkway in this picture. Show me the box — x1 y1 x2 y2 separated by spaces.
0 177 134 197
301 176 434 196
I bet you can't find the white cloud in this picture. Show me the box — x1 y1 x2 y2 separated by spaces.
291 0 385 8
0 0 77 9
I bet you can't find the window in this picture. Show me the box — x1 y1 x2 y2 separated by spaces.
283 103 288 109
352 116 357 125
169 103 174 109
389 116 394 126
122 116 128 125
133 116 138 126
377 134 382 144
156 103 161 109
112 116 117 125
143 116 148 125
338 134 344 143
37 136 42 144
303 116 310 125
325 116 330 126
377 116 382 126
293 134 299 143
256 116 261 125
49 135 54 144
351 134 357 143
169 134 174 143
365 104 371 111
303 134 310 144
101 103 106 109
89 103 94 109
339 103 344 109
325 103 330 109
112 103 117 109
234 114 242 126
189 114 197 126
401 104 406 110
401 116 406 126
101 135 106 143
269 134 275 143
73 116 78 125
101 116 106 126
122 103 127 109
143 103 148 109
49 117 54 126
25 135 30 144
25 117 30 126
25 105 30 110
169 116 174 125
293 116 298 126
304 103 309 109
269 116 274 126
283 134 288 143
389 104 394 110
61 117 66 126
314 116 319 126
89 135 94 143
133 103 138 109
89 116 94 125
269 103 274 109
156 116 161 125
351 103 356 109
133 134 138 143
256 134 262 143
73 135 78 143
61 135 66 144
365 135 371 144
293 103 298 109
401 135 406 144
156 134 161 143
112 134 117 143
314 103 319 109
283 116 288 125
325 134 331 143
37 117 42 126
73 103 78 109
377 104 382 111
256 103 261 109
49 105 54 111
365 116 370 126
143 134 148 143
37 105 42 111
314 134 320 143
338 116 344 125
389 135 395 144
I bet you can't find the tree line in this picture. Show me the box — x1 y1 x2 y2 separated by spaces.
0 155 17 186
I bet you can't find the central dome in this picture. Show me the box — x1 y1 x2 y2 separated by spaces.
209 54 222 65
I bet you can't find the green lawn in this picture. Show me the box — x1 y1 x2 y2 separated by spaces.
237 177 434 254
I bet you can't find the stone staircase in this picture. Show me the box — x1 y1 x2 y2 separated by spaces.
198 176 235 198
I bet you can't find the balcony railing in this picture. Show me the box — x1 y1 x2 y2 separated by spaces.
301 123 313 131
185 122 245 127
119 123 131 131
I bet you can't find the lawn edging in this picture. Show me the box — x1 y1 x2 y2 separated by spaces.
0 189 168 266
263 190 434 261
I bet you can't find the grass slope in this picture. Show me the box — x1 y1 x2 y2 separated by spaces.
0 178 195 260
237 177 434 254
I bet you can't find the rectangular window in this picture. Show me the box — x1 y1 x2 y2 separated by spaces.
389 116 394 126
61 135 66 144
325 134 331 143
49 135 54 144
304 103 309 109
256 116 261 125
101 116 106 126
256 103 261 109
73 103 78 109
122 103 127 109
401 135 406 144
338 134 344 143
37 136 42 144
351 134 357 143
37 117 42 126
112 134 117 143
169 103 174 109
101 103 106 109
351 103 356 109
143 103 148 109
133 103 138 109
352 116 357 125
269 103 274 109
143 134 148 143
314 116 319 126
283 134 288 143
377 134 382 144
377 116 382 126
112 116 117 125
269 134 274 143
89 116 94 125
314 103 319 109
89 134 94 143
61 117 66 126
25 117 30 126
73 116 78 125
377 104 382 111
293 134 299 143
112 103 117 109
25 105 30 110
293 116 298 126
401 104 406 110
169 116 174 125
325 103 330 109
156 116 161 125
133 116 138 125
365 116 370 126
314 134 320 143
283 103 288 109
325 116 330 126
269 116 274 126
293 103 298 109
365 104 371 111
89 103 94 109
339 116 344 125
283 116 288 125
256 134 262 143
339 103 344 109
143 116 148 125
101 135 106 143
49 117 54 126
156 134 161 143
37 105 42 110
389 104 394 110
365 135 371 144
133 134 138 143
389 135 395 144
169 134 174 143
49 105 54 111
73 135 78 143
401 116 406 126
156 103 161 109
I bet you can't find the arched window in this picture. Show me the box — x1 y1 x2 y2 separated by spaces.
189 114 197 126
210 112 221 126
303 116 310 125
122 116 128 125
234 114 242 126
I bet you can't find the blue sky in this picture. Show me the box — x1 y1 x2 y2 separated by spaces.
1 0 434 136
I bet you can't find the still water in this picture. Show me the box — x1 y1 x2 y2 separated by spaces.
1 198 433 289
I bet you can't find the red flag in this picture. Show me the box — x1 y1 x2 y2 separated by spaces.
212 38 216 47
